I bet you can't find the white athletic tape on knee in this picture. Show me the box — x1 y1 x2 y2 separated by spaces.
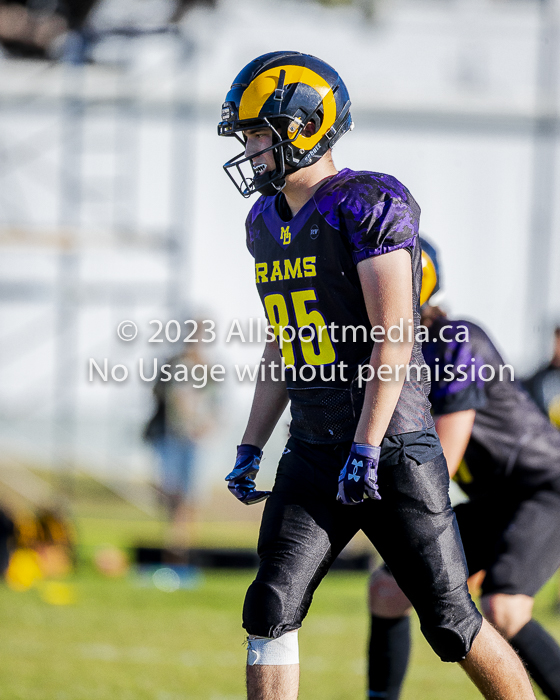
246 631 299 666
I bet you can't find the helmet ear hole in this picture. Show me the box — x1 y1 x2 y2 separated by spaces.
302 121 317 138
305 109 322 136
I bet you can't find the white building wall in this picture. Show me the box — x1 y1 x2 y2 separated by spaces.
0 0 558 485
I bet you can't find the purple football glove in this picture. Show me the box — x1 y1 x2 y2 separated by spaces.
337 442 382 505
225 444 271 505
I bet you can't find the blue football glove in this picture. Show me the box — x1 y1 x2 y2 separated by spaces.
225 444 271 505
337 442 382 505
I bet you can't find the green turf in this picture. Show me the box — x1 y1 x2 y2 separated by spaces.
0 566 558 700
2 472 557 699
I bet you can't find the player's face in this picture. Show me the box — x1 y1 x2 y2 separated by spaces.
243 127 276 174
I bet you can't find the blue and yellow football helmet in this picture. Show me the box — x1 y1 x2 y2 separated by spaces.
420 237 441 306
218 51 353 197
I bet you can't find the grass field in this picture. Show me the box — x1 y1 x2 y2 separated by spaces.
1 563 559 699
0 475 559 699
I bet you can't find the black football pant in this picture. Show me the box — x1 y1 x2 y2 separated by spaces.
243 435 482 662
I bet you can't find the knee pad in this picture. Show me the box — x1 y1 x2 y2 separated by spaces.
247 631 299 666
243 579 299 638
420 609 483 662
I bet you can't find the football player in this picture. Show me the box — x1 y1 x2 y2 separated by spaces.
367 238 560 700
218 51 535 700
524 326 560 430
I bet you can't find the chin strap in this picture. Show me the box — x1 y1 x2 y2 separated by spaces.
253 170 286 197
255 161 299 196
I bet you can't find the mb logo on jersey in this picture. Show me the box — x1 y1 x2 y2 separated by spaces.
280 226 291 245
349 459 363 482
310 225 319 240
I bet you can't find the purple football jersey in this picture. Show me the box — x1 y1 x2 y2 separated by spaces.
246 168 433 443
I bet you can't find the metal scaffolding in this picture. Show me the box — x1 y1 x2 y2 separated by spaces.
0 29 196 507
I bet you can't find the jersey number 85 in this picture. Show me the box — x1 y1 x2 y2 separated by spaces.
264 290 336 367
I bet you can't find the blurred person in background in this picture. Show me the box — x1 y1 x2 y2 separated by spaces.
0 506 14 576
367 238 560 700
219 51 535 700
0 0 96 59
0 0 212 63
144 333 218 552
524 326 560 430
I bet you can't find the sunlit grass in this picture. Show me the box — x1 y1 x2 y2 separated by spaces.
0 566 558 699
2 473 556 699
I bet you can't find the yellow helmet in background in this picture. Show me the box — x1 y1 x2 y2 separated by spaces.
420 236 441 306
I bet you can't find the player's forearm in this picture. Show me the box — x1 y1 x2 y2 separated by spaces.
354 340 413 446
355 249 414 446
241 342 289 449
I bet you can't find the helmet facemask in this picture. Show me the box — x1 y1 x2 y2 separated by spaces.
222 117 306 198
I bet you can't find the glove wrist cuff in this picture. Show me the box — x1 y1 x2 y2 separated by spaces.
352 442 381 460
237 444 263 458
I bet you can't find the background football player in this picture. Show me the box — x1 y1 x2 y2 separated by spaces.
219 51 535 700
524 326 560 430
367 238 560 700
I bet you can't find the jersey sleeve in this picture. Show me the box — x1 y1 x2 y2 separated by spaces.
424 322 488 416
339 173 420 265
